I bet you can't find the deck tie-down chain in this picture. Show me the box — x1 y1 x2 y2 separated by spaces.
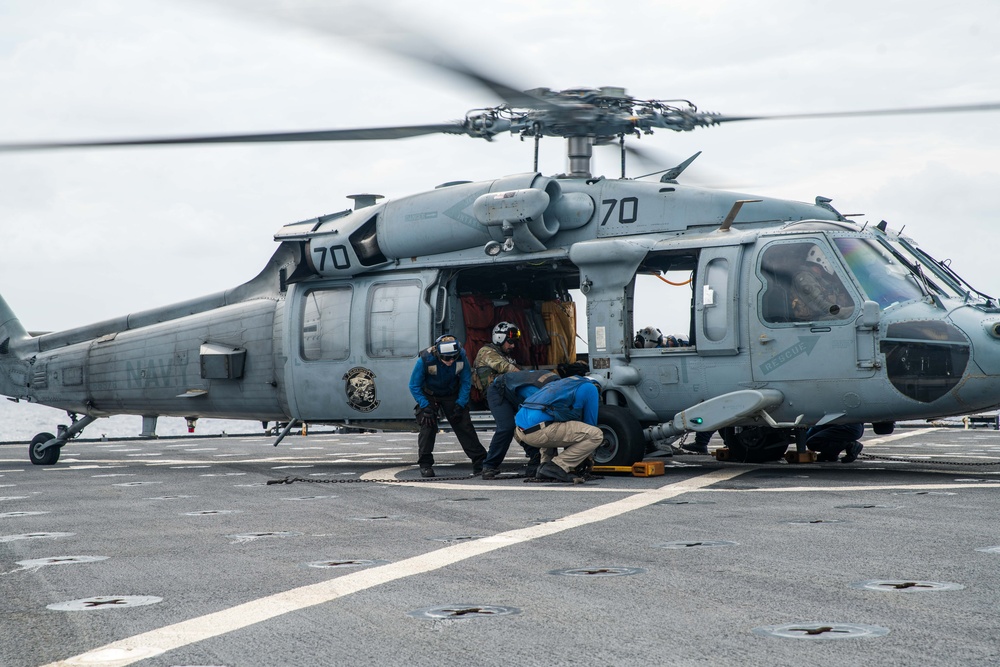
266 473 487 485
859 453 1000 467
266 471 604 485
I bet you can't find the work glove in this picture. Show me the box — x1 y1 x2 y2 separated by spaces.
416 406 438 429
449 404 467 421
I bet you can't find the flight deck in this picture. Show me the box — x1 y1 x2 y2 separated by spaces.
2 426 1000 667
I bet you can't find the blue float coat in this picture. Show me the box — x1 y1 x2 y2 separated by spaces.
515 379 599 430
408 349 473 409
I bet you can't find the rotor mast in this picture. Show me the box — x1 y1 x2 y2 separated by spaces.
565 136 595 179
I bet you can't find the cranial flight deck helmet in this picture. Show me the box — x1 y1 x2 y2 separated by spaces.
435 334 461 359
805 245 834 275
492 322 521 346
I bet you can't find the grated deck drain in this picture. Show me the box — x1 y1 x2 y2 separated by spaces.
548 567 645 577
835 504 902 510
752 622 890 639
227 531 303 543
305 559 389 569
408 604 521 620
656 499 716 505
47 595 162 611
892 491 956 496
16 556 108 568
0 532 74 543
655 540 738 549
427 535 489 543
849 580 964 592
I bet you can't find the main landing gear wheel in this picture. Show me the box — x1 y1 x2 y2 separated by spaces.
719 426 791 463
594 405 646 466
29 432 60 466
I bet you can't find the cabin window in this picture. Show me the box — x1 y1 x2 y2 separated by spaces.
367 281 420 358
759 241 855 324
628 253 696 350
703 258 729 342
300 287 352 361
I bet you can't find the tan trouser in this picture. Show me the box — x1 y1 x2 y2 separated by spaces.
515 421 603 472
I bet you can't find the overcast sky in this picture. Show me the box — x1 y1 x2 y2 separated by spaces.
1 0 998 333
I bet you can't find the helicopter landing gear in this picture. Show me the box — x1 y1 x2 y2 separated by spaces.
27 414 99 465
595 405 646 466
29 432 60 465
719 425 792 463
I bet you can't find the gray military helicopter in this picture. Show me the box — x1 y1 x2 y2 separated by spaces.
3 40 1000 467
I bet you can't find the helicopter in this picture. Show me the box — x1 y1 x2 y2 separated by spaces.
3 13 1000 468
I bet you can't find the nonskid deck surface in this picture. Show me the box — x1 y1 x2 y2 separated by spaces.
2 427 1000 667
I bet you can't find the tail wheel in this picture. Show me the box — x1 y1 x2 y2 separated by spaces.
595 405 646 466
29 432 60 466
719 426 791 463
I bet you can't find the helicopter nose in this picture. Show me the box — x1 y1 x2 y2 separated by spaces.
943 307 1000 379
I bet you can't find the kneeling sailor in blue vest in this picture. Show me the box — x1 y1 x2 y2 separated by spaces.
482 369 561 479
409 335 487 478
514 375 602 483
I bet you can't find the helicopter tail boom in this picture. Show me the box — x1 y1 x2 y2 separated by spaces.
0 293 29 398
0 293 28 350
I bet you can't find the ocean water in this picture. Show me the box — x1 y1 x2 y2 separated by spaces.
0 398 265 444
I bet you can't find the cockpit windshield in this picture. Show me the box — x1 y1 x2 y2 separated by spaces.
890 236 995 306
832 237 925 309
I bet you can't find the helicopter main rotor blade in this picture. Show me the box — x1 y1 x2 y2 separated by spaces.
709 102 1000 124
219 1 561 113
0 123 467 152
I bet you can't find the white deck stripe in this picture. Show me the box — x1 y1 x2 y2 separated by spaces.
46 468 747 667
862 427 939 445
703 482 1000 493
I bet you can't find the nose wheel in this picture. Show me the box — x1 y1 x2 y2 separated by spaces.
29 432 60 465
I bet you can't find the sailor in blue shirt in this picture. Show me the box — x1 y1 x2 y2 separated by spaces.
409 335 486 478
514 375 602 483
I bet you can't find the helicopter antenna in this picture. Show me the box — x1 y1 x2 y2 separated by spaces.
633 152 703 182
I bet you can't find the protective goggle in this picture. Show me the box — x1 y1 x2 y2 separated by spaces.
437 340 460 358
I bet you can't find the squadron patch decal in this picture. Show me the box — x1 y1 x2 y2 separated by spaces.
344 367 380 412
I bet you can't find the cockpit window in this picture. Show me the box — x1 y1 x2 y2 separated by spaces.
760 242 855 323
890 237 993 304
833 237 925 309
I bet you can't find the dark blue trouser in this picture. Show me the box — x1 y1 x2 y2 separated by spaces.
483 381 539 469
695 430 714 448
416 394 486 469
805 423 865 458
